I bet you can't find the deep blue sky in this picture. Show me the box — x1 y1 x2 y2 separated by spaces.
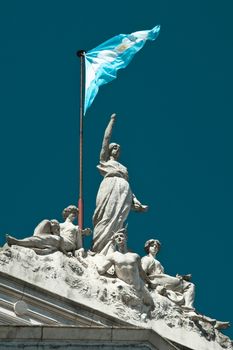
0 0 232 337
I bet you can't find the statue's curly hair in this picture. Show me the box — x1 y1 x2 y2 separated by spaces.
108 143 120 158
144 239 161 254
62 205 78 219
112 227 128 241
50 219 59 226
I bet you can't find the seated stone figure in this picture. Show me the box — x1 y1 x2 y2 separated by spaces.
141 239 195 310
6 205 91 256
59 205 91 255
97 229 154 311
6 219 62 255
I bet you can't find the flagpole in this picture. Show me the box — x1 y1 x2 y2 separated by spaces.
77 49 86 230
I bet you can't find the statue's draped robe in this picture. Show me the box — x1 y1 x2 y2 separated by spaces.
92 159 132 253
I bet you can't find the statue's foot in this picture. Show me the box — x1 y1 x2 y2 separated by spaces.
215 321 230 330
176 274 192 281
6 235 17 247
182 274 192 281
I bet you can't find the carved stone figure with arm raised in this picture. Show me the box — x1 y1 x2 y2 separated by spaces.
92 114 148 254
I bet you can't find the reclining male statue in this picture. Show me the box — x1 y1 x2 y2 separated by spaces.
97 229 154 314
7 219 62 255
6 205 91 256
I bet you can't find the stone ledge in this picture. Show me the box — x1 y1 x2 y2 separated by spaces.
0 325 181 350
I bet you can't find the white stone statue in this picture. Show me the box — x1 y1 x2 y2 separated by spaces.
141 239 195 310
97 229 154 311
92 114 148 254
6 219 63 255
6 205 91 256
59 205 91 255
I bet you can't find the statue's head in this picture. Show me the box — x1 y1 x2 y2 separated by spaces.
109 143 120 160
112 227 127 246
144 239 161 255
50 219 60 236
62 205 79 221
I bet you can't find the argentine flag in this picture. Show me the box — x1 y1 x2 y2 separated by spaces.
84 25 160 114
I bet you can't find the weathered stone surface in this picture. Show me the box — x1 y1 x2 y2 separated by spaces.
0 244 232 350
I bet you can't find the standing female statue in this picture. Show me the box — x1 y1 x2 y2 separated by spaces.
92 114 148 254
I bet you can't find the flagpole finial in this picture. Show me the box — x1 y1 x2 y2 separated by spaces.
76 50 86 57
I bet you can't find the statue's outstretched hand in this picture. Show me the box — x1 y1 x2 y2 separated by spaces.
82 228 92 236
136 204 148 212
132 196 148 212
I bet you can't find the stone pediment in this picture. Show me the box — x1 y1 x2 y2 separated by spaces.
0 245 232 350
0 269 128 327
0 267 179 350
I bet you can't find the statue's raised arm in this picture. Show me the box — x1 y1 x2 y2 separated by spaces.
100 113 116 162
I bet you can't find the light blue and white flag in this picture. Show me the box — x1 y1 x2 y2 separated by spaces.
84 25 160 114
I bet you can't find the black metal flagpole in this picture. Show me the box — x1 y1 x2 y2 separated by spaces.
76 50 86 230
